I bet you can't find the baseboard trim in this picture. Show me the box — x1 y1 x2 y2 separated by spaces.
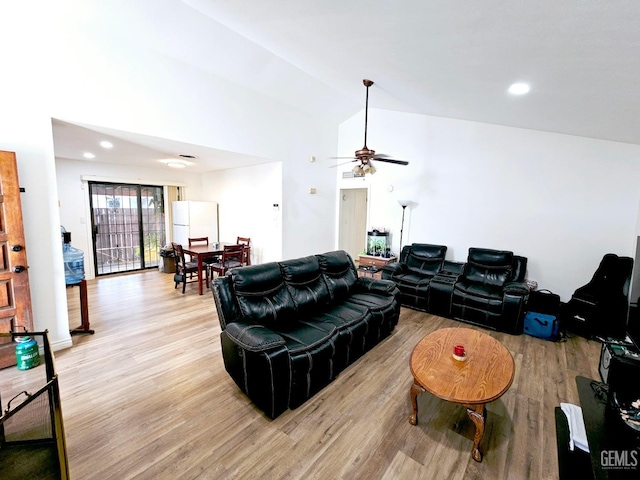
50 336 73 352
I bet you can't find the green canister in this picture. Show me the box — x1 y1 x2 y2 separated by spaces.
15 335 40 370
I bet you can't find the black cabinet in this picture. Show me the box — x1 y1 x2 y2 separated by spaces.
556 376 640 480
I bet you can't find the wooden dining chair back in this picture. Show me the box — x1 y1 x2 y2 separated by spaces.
188 237 208 246
207 244 245 281
236 236 251 265
187 236 210 263
172 242 199 294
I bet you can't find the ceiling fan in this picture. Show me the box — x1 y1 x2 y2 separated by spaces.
331 79 409 175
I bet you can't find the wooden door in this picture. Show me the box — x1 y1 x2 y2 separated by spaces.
338 188 368 259
0 151 34 368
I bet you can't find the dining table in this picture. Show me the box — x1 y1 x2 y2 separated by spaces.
181 242 248 295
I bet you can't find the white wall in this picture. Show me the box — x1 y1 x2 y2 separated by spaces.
1 1 338 350
338 108 640 301
202 162 282 264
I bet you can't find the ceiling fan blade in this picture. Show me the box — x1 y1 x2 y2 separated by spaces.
375 158 409 166
371 153 391 159
329 159 358 168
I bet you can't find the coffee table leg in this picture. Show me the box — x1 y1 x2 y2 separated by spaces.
409 381 425 425
465 404 486 462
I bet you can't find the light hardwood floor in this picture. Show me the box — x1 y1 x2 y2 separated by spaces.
1 271 602 479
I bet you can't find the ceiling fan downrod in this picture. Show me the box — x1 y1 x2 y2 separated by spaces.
363 79 374 149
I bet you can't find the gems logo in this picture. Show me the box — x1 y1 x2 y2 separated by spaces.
601 450 639 470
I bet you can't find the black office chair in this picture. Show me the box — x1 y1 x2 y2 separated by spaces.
564 253 633 339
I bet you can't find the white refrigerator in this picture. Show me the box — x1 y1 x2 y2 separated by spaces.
172 201 219 246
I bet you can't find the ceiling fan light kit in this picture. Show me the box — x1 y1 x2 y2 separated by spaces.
331 79 409 175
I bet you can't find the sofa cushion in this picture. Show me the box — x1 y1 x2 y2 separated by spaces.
393 272 435 287
464 248 514 287
463 263 512 288
312 302 370 330
404 244 447 275
230 263 296 326
311 302 371 370
280 255 331 311
468 248 513 266
316 251 358 301
272 320 337 354
455 280 504 301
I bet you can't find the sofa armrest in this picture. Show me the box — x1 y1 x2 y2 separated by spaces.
221 325 290 419
380 262 405 280
504 281 530 296
225 321 285 353
356 276 398 294
442 260 465 275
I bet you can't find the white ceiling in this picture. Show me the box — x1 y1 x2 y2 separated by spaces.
54 1 640 171
52 119 275 173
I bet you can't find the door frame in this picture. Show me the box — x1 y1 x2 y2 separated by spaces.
88 181 166 276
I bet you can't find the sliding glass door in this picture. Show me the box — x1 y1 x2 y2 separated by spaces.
89 182 165 275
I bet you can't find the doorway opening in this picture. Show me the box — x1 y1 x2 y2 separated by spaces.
338 188 368 260
89 182 165 275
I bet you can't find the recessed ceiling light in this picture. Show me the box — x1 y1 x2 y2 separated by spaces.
83 152 95 159
166 161 187 168
100 140 113 149
508 83 530 95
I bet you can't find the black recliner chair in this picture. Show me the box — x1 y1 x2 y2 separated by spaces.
564 253 633 339
451 248 529 334
380 243 447 311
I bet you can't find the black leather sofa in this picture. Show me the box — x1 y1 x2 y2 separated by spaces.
212 250 401 419
382 244 529 334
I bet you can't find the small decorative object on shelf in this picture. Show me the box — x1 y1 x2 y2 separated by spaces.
453 344 467 362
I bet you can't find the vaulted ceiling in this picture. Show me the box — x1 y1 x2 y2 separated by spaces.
188 0 640 145
54 1 640 170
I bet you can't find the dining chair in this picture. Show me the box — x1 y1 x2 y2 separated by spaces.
172 242 199 294
188 236 219 279
236 236 251 265
206 244 245 282
188 237 208 246
188 236 209 261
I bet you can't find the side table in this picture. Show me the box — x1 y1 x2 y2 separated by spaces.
68 280 94 335
358 255 396 280
409 327 515 462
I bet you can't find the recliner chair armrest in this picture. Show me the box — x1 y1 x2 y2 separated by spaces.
356 276 398 294
503 281 529 295
225 321 286 352
380 262 405 279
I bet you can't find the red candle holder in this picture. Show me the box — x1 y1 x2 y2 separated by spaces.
453 344 467 361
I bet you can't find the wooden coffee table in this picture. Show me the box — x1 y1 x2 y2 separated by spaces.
409 327 515 462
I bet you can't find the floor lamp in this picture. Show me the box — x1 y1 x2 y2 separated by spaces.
398 200 410 253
